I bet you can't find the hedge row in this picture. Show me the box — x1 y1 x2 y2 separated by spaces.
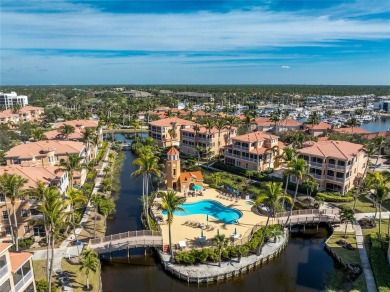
174 225 281 265
316 192 354 202
367 234 390 292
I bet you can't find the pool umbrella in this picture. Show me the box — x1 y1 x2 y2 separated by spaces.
192 185 202 191
217 229 220 236
206 214 209 225
201 230 204 238
234 228 237 235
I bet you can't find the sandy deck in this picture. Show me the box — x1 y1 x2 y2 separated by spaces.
154 186 268 249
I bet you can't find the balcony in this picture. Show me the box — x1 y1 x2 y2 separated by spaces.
0 264 8 281
311 174 322 179
326 175 334 181
30 214 44 221
335 177 345 182
327 163 337 170
14 270 32 292
309 162 323 168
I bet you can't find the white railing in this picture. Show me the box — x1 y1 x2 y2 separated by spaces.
0 264 8 281
15 270 32 292
310 162 323 168
90 230 161 245
30 214 44 221
275 208 340 218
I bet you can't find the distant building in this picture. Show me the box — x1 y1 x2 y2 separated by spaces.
0 243 37 292
305 122 332 136
0 92 28 110
297 140 367 195
374 100 390 112
0 106 43 125
224 132 283 172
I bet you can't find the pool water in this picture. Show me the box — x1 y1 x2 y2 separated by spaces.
162 199 242 224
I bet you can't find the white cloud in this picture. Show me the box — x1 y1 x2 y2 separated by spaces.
281 65 290 69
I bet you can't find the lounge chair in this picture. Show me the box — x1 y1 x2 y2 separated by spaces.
183 220 190 225
208 226 214 231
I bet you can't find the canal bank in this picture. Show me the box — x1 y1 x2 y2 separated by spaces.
101 134 363 292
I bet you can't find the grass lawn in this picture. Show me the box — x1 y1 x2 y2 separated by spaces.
33 260 62 291
361 218 390 239
61 259 100 292
326 231 368 292
336 195 377 213
77 211 106 242
382 199 390 211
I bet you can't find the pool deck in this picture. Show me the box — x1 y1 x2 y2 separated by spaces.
154 186 269 248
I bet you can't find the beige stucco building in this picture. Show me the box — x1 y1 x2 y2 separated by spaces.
0 106 44 125
297 140 367 195
224 132 283 172
148 117 195 148
0 243 36 292
180 125 237 158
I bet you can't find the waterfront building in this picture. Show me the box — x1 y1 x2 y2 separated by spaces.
148 117 195 148
331 127 370 135
255 117 302 133
0 92 28 110
180 125 237 158
0 106 44 125
305 122 332 136
0 243 36 292
0 165 68 240
297 140 367 195
224 132 283 171
165 147 203 193
4 140 87 186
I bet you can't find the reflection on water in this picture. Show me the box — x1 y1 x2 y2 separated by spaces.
101 134 344 292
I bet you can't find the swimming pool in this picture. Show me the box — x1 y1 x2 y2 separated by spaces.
162 199 242 224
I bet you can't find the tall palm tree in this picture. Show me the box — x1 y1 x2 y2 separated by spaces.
99 197 116 226
79 248 99 290
59 124 75 140
157 190 185 261
214 119 226 161
373 135 385 166
58 153 84 187
307 111 320 127
192 124 201 151
284 158 308 227
242 111 255 134
371 182 390 239
345 117 359 134
0 173 28 251
38 188 68 291
132 152 162 228
212 234 229 267
340 207 355 238
255 182 291 255
91 194 103 239
277 147 296 194
66 187 87 255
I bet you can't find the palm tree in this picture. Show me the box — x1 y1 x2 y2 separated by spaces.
38 188 68 291
132 152 162 228
345 117 359 134
157 190 186 261
340 207 355 238
99 197 116 226
307 111 319 127
31 128 46 141
79 248 99 290
59 124 75 140
373 135 385 166
371 182 390 239
66 188 87 255
212 234 229 267
284 158 309 227
277 147 296 194
91 194 103 238
354 108 364 116
242 111 255 133
255 182 291 255
214 119 226 160
58 154 84 187
193 124 201 151
0 173 28 251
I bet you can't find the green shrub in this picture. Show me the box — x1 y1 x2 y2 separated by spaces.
367 234 390 292
36 279 49 292
316 192 354 202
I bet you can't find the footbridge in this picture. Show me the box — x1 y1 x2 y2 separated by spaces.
275 209 341 226
89 230 163 254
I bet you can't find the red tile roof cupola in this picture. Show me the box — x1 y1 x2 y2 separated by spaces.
167 147 180 161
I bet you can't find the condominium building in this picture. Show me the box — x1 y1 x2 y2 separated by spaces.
148 117 195 147
255 118 302 133
224 132 282 172
180 125 237 158
0 92 28 110
0 165 69 241
297 140 367 195
4 140 87 186
0 243 36 292
0 106 44 125
305 122 332 136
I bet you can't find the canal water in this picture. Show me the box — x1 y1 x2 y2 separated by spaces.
101 134 349 292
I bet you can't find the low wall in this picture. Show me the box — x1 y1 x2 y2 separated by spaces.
159 230 289 283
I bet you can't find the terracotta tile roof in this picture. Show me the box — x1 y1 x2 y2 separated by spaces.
0 165 64 190
44 128 84 140
361 131 390 140
5 140 85 159
148 117 195 127
279 118 302 127
179 171 204 182
9 252 33 273
167 147 180 155
54 119 98 129
298 140 364 159
305 122 332 130
181 124 232 134
255 117 272 126
233 131 279 143
193 110 208 116
19 106 44 113
318 137 329 141
0 243 12 254
332 127 370 134
0 110 19 119
249 147 268 154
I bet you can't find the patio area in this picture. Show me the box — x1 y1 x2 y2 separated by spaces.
153 185 269 251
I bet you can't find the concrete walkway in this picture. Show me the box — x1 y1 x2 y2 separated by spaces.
353 221 377 292
32 147 112 291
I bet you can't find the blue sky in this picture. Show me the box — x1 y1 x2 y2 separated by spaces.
1 0 389 85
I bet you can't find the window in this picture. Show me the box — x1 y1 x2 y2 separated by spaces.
21 209 28 218
0 279 11 292
0 196 5 202
24 226 29 234
12 158 20 164
5 227 11 235
2 211 8 219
